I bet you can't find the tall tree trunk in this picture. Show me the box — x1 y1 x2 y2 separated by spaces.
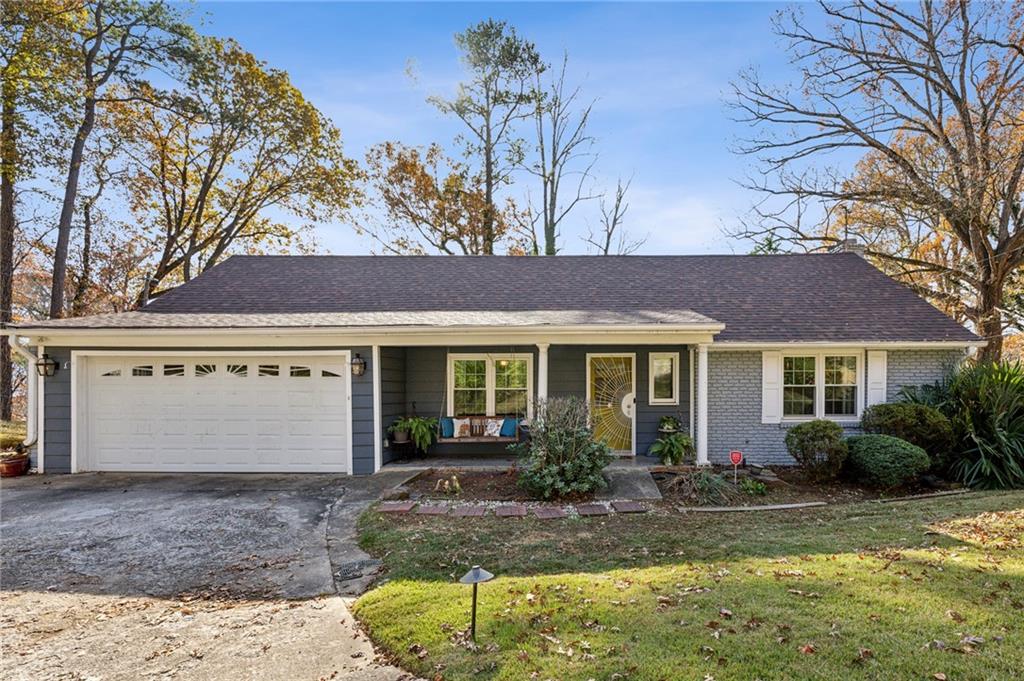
482 125 494 255
49 97 96 319
0 80 15 421
975 283 1005 362
70 201 93 317
544 184 556 255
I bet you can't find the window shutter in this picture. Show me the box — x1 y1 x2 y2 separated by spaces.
866 350 887 407
762 351 782 424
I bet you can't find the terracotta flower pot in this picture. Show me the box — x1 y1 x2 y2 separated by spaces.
0 454 29 478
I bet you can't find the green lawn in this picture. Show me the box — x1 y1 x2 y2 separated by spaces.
355 492 1024 680
1 421 26 450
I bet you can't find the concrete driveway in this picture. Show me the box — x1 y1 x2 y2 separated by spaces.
0 472 414 680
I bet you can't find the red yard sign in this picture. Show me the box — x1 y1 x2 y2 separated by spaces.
729 450 743 483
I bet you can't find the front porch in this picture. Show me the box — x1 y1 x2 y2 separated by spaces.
377 343 712 467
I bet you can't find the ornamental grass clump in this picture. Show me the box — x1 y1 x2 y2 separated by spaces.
515 397 613 500
900 361 1024 489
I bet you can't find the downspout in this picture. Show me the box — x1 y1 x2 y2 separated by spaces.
5 333 38 451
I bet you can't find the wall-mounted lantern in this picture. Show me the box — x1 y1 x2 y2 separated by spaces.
350 353 367 377
35 354 58 378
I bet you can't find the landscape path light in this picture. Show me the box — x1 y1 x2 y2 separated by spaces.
459 564 494 641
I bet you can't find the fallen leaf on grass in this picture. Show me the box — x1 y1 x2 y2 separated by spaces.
408 643 429 659
799 644 816 654
946 610 966 623
787 589 821 599
719 608 733 619
852 647 873 665
933 674 947 681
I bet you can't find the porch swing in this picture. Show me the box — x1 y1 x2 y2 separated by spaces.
435 348 525 445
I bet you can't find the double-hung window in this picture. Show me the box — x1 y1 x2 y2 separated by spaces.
782 353 860 419
448 354 533 418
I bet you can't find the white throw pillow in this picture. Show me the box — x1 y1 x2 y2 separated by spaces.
484 418 503 437
453 418 471 438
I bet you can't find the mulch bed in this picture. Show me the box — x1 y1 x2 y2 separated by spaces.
406 468 598 503
652 465 934 507
405 465 949 509
407 468 529 502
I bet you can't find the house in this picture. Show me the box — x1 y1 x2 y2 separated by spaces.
5 252 981 475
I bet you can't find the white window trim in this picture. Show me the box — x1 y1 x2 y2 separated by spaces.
446 353 534 419
780 351 863 422
648 352 680 405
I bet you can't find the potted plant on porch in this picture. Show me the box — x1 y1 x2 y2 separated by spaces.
388 416 439 454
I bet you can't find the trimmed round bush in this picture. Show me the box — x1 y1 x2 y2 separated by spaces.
784 419 848 480
861 403 953 472
845 434 930 489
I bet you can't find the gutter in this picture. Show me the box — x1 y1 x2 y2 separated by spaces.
5 333 38 451
6 322 728 337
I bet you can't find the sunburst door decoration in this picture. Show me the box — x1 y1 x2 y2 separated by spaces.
588 355 634 452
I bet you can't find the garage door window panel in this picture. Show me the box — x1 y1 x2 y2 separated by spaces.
258 364 280 377
226 364 248 377
195 364 217 377
163 364 185 377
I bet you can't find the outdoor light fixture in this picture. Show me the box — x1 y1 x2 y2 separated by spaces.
459 564 494 641
35 354 58 378
350 353 366 377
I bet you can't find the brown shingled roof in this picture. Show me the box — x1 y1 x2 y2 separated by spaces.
18 254 978 343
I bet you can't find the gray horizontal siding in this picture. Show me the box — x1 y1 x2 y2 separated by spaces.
39 348 72 473
379 347 407 465
405 346 538 455
37 345 375 475
549 345 690 455
405 344 690 456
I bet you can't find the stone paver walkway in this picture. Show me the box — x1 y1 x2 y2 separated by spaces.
495 504 528 517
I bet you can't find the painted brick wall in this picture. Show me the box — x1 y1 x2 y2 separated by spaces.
705 348 964 466
886 349 964 402
36 346 376 475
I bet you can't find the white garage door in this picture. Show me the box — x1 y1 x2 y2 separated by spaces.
82 355 350 473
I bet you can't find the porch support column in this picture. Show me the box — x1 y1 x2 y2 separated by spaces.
536 343 549 408
696 343 709 465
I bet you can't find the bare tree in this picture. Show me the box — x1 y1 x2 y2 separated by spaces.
526 53 598 255
731 0 1024 360
585 177 646 255
48 0 194 318
429 20 543 254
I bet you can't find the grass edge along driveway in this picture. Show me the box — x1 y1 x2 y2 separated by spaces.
354 492 1023 680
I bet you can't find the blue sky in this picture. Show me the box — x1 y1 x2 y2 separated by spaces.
192 2 799 255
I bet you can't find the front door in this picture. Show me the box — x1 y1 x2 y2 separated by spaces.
587 354 635 454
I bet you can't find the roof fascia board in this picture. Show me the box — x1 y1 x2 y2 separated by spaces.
8 329 722 348
711 341 985 350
